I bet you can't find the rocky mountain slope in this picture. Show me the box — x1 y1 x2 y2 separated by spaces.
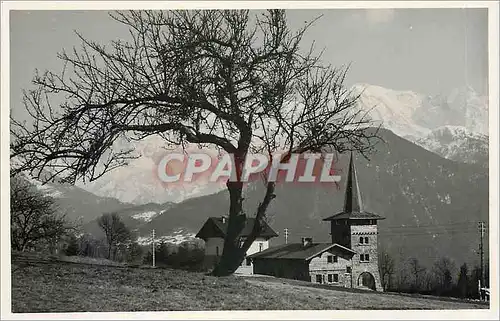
353 84 488 137
74 84 489 205
353 84 489 166
414 126 489 166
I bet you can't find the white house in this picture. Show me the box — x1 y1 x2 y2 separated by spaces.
195 216 278 274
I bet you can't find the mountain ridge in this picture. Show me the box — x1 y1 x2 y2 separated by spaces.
73 83 489 205
81 128 488 269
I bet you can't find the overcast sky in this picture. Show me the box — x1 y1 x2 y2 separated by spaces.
10 8 488 121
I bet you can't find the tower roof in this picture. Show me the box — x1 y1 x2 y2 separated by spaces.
344 152 363 213
323 152 384 221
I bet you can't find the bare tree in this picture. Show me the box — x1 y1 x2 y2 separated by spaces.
97 213 131 259
395 246 409 291
432 257 455 295
422 270 433 292
379 250 395 291
10 175 69 252
10 10 379 276
408 257 426 291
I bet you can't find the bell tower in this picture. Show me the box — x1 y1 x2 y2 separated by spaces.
323 152 385 291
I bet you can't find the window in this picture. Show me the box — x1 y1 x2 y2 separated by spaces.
359 237 364 244
259 243 264 252
360 254 364 262
333 274 339 282
346 266 352 273
327 255 338 263
365 254 370 262
328 274 333 282
316 275 322 284
216 246 220 256
364 237 369 244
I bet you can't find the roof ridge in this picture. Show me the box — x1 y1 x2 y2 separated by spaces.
197 216 278 240
250 242 356 260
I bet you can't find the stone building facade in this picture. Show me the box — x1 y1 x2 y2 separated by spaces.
251 239 356 284
250 153 385 291
308 245 355 287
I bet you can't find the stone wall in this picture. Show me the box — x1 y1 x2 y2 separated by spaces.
350 223 383 291
309 249 354 287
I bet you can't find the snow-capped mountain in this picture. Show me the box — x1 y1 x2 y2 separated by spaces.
414 126 489 166
352 84 430 138
353 84 489 165
414 86 488 136
74 84 488 205
76 135 225 205
353 84 488 137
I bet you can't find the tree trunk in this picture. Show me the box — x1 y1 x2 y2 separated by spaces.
211 181 276 277
211 181 247 276
20 239 29 252
210 150 281 277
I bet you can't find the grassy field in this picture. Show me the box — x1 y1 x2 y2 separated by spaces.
11 255 488 312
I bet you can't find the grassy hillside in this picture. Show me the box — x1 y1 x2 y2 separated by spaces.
11 255 487 312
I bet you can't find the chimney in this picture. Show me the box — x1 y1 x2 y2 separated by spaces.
301 237 313 247
221 216 227 224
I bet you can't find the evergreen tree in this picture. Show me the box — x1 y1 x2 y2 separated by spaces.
456 263 469 298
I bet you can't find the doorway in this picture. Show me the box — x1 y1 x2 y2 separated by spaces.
358 272 376 290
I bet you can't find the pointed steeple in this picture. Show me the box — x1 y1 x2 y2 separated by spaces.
343 152 363 213
323 152 384 222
